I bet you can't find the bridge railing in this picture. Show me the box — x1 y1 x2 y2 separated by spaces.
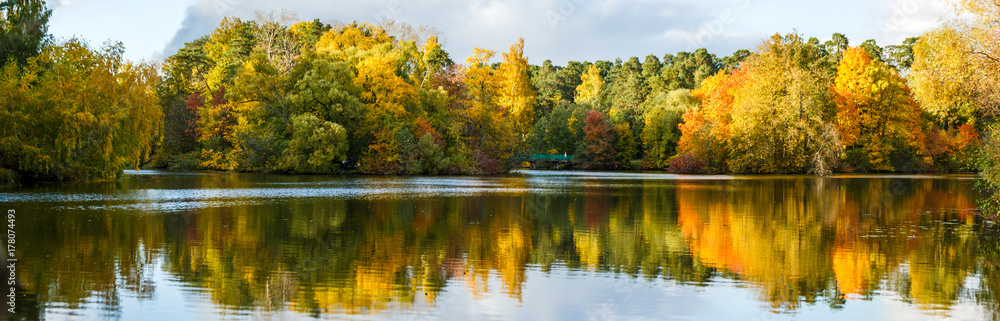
523 154 574 161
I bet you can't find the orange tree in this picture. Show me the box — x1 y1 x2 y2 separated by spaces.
833 47 926 172
677 69 746 172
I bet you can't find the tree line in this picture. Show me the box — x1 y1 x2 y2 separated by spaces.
155 14 759 174
155 13 539 175
1 0 999 182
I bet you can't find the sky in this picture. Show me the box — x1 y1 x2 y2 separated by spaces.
46 0 954 66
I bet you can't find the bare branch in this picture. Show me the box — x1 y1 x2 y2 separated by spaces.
970 50 1000 63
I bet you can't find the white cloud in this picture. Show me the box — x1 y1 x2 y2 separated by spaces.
877 0 951 44
152 0 954 65
47 0 194 62
54 0 81 7
158 0 733 65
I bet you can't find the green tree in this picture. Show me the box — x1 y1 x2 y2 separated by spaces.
615 122 637 165
203 17 255 94
527 102 586 155
642 54 664 96
0 0 50 66
823 33 849 62
278 114 347 173
157 37 210 159
557 61 586 99
719 49 751 73
664 49 718 89
530 60 562 118
229 52 295 171
607 56 646 126
885 37 918 70
286 56 369 158
859 39 883 61
416 130 445 174
642 89 699 169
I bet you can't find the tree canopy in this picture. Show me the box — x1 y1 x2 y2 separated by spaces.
2 1 995 182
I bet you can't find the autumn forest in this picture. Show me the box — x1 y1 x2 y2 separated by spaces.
6 1 1000 319
1 0 999 183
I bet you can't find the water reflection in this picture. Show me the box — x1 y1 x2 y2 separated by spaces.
2 172 998 320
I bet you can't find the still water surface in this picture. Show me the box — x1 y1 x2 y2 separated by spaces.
1 170 998 320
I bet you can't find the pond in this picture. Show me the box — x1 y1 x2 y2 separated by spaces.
1 170 998 320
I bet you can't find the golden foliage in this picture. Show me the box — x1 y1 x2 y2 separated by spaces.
355 51 418 121
0 39 161 180
911 0 1000 123
315 22 393 55
834 47 926 171
726 34 832 173
575 65 604 108
497 38 536 136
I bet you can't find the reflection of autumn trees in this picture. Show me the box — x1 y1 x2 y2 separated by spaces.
12 175 998 318
979 231 1000 321
678 179 834 309
17 209 162 319
675 178 984 313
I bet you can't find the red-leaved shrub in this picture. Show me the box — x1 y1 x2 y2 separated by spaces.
668 152 708 174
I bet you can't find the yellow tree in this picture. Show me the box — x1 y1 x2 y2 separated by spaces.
0 39 161 181
575 65 604 109
496 38 536 136
193 17 254 170
916 0 1000 210
314 23 419 124
462 47 520 170
465 47 499 115
314 22 393 56
910 0 1000 125
727 33 832 174
354 49 418 122
834 47 926 172
910 29 982 127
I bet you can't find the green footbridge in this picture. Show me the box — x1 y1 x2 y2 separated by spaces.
521 154 577 169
